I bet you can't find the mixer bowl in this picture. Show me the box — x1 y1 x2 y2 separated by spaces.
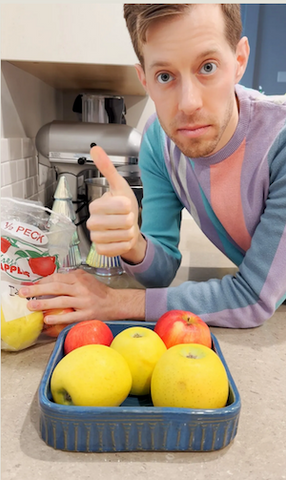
85 174 142 224
85 177 110 201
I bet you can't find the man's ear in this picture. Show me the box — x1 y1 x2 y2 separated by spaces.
235 36 250 83
135 63 149 94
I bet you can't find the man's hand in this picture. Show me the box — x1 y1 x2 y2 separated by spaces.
87 146 146 263
18 270 145 324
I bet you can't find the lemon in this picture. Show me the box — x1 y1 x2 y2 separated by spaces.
51 344 132 407
1 295 44 351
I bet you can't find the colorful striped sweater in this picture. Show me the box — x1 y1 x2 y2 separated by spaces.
122 85 286 328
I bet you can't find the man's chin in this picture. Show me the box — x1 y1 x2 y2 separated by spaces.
173 138 218 158
158 118 221 158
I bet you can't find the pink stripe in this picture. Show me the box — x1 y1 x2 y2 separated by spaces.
210 139 252 251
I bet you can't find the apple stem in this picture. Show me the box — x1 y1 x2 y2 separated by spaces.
64 391 73 404
186 354 198 359
132 333 143 338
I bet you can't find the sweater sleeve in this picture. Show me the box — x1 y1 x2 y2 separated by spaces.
122 120 286 328
145 129 286 327
122 118 184 287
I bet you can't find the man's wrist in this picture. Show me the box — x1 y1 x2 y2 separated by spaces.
121 232 147 265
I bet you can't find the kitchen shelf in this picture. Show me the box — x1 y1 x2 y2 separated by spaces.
7 60 146 96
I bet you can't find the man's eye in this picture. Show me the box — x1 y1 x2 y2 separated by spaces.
200 62 217 75
157 73 173 84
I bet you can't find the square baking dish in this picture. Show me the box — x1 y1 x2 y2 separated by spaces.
38 321 241 452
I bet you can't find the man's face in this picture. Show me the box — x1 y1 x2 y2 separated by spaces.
136 5 248 158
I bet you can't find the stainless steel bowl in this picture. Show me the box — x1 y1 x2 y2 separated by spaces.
85 177 110 202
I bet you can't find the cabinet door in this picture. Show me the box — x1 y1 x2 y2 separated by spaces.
1 4 138 65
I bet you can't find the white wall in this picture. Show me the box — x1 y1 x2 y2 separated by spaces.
1 62 63 139
1 61 62 206
125 95 155 134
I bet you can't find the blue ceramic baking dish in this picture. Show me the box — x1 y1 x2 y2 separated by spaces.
38 321 241 453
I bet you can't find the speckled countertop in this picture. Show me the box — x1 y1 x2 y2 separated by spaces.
2 303 286 480
2 218 286 480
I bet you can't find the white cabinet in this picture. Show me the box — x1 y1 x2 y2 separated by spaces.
1 4 137 65
0 4 145 96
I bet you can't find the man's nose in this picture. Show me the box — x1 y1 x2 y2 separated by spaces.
178 78 203 114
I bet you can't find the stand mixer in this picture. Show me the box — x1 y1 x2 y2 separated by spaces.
35 100 143 273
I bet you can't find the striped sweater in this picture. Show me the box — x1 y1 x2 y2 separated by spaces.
122 85 286 328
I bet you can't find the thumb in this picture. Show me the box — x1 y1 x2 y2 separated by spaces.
90 146 130 195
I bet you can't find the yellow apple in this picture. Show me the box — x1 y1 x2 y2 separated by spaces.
110 326 167 396
1 294 44 351
51 344 132 407
151 343 229 409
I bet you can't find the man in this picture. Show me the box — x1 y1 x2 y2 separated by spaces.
20 4 286 328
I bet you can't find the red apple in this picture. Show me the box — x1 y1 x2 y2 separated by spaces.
64 320 114 355
154 310 212 349
43 308 74 338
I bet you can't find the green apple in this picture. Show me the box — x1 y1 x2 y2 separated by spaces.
1 295 44 351
51 344 132 407
110 326 167 396
151 343 229 409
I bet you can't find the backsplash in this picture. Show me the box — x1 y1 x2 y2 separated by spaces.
1 137 57 208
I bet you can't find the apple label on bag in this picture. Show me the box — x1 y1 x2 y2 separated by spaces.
1 227 58 282
1 221 48 246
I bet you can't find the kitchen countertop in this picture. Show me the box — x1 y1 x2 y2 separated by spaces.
1 218 286 480
2 304 286 480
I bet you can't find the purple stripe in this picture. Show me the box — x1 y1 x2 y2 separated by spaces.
201 224 286 328
187 162 230 254
240 130 275 238
163 139 192 210
240 141 269 237
163 141 227 253
172 147 188 200
145 284 273 327
190 162 226 249
259 223 286 300
142 112 157 137
199 301 272 328
240 89 286 235
121 238 155 276
193 161 211 194
145 287 168 321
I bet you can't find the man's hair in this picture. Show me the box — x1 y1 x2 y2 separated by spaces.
123 4 242 68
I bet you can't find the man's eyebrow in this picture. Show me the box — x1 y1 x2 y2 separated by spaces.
148 49 220 70
148 61 172 69
196 49 221 60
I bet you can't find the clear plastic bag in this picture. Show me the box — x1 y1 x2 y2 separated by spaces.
1 197 76 351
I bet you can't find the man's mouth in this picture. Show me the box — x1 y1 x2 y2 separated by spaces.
177 125 210 138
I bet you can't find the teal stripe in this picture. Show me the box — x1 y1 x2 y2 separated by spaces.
199 186 244 266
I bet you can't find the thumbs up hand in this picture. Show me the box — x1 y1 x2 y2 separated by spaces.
86 146 146 263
